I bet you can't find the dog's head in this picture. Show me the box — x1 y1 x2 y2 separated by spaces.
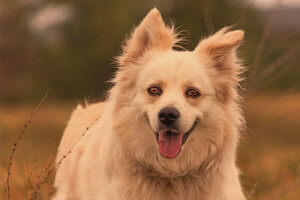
111 8 244 176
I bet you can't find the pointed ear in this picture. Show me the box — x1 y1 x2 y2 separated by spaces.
117 8 178 66
195 28 245 103
195 27 244 66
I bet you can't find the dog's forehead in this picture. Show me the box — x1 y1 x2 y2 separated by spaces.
139 50 209 85
148 51 198 68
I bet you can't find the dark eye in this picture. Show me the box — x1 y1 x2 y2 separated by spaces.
147 87 162 96
186 89 201 98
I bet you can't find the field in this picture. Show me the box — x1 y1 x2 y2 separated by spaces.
0 93 300 199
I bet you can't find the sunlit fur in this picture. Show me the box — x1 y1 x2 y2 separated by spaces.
53 8 246 200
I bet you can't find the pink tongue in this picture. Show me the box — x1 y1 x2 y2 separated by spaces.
158 131 183 159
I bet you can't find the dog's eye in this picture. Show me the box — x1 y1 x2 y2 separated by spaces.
186 89 201 98
147 87 162 96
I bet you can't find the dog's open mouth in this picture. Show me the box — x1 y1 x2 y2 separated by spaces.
155 121 197 159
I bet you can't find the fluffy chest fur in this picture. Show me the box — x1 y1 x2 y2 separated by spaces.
111 168 213 200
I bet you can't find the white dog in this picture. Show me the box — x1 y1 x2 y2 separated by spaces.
53 8 246 200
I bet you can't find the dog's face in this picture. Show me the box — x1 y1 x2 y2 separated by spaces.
135 51 215 159
112 8 244 174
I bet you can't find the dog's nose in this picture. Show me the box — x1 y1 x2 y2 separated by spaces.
158 107 180 126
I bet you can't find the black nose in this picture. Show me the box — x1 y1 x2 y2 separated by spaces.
158 107 180 126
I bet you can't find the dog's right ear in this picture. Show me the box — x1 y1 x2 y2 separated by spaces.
117 8 178 66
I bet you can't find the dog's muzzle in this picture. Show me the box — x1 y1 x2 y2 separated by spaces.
154 120 198 159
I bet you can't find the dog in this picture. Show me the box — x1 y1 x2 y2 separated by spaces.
53 8 246 200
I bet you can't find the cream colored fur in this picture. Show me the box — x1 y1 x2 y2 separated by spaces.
53 8 246 200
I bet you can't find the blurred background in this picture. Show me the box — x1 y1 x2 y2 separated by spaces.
0 0 299 199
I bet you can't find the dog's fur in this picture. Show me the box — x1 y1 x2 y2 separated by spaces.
53 8 246 200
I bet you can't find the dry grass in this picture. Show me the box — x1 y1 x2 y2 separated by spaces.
0 93 300 199
0 102 74 199
240 93 300 199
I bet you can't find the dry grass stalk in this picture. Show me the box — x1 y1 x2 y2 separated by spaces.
203 1 215 34
257 44 300 82
29 116 100 200
247 1 282 93
5 88 49 200
262 64 295 89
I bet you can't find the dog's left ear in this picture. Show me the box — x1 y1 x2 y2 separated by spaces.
195 27 244 67
195 28 244 102
118 8 178 66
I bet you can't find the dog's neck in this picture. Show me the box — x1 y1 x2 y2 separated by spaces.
128 155 220 179
111 153 229 200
